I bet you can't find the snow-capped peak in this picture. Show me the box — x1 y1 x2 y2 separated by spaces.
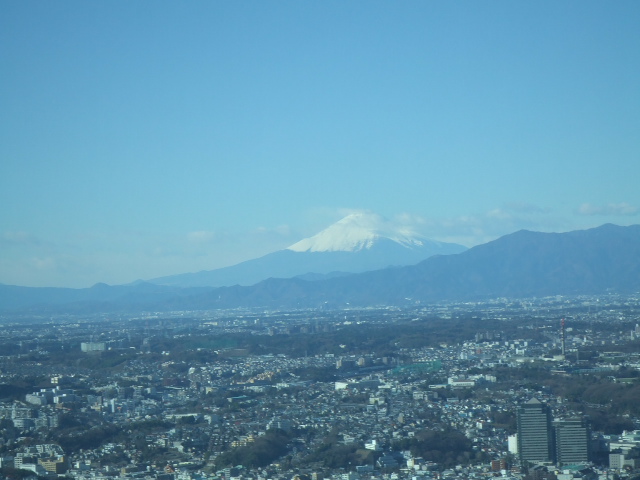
287 212 428 253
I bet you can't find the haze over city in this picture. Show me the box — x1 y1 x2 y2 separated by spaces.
2 1 639 288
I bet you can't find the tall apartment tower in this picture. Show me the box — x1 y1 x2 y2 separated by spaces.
554 418 590 466
517 398 554 465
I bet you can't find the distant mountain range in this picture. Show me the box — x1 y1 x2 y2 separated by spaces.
148 212 467 287
1 223 639 314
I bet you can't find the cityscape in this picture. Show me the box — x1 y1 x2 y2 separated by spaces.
2 4 640 480
1 294 639 480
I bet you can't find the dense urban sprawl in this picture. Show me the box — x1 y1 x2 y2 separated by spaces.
1 294 640 480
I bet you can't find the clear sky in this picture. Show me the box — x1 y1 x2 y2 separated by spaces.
1 1 639 288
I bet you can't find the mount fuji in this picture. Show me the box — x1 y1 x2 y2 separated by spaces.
148 213 467 287
3 222 640 313
288 212 432 252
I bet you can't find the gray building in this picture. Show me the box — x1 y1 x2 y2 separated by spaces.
80 342 105 352
517 398 554 465
554 418 590 466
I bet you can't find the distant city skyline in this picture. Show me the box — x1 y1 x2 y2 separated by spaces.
1 1 639 288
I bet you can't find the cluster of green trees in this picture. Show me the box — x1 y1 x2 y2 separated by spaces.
489 411 517 434
392 428 485 468
535 373 640 431
584 408 635 434
143 316 514 361
52 416 175 453
303 441 373 470
53 422 122 452
0 383 32 401
300 427 482 470
581 383 640 416
214 429 291 469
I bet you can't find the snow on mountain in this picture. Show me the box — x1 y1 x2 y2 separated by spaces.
287 212 430 252
146 212 466 287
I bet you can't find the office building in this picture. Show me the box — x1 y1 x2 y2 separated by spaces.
554 418 590 466
517 398 554 465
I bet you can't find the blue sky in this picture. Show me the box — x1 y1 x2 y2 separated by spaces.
1 1 639 288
